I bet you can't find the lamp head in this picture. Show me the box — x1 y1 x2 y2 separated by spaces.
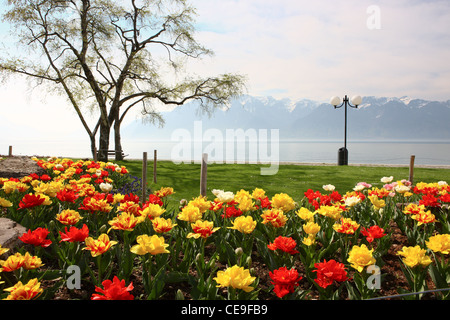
350 95 362 106
330 96 341 107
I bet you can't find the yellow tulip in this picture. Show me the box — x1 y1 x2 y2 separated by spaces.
347 244 376 272
303 221 321 235
251 188 266 200
130 234 170 255
296 207 315 222
397 245 432 268
0 197 13 207
228 215 257 234
139 203 165 219
426 234 450 254
177 204 202 222
214 265 256 292
368 195 386 210
271 193 296 212
188 196 211 214
237 196 255 212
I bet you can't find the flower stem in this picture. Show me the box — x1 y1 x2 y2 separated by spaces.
96 255 102 286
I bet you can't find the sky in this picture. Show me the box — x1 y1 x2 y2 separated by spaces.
1 0 450 156
189 0 450 102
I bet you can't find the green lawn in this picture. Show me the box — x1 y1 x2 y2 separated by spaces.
115 159 450 204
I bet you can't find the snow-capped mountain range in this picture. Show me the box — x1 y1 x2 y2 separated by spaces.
122 95 450 141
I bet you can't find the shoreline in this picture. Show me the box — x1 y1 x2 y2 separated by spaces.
121 158 450 169
2 155 449 169
279 161 450 169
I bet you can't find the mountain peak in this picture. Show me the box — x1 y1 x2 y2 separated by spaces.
122 94 450 141
400 96 412 104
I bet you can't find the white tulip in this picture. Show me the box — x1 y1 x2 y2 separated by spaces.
380 176 394 183
100 182 113 192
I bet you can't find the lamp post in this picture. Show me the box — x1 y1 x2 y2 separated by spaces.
330 95 362 165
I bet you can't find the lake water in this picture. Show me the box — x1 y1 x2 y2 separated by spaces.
2 138 450 166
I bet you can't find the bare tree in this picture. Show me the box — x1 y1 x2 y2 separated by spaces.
0 0 246 161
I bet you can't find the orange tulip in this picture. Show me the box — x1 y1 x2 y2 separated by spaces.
83 234 117 257
3 278 43 300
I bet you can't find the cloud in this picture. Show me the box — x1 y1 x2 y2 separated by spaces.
189 0 450 101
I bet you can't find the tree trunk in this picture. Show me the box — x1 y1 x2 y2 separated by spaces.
97 121 111 162
114 118 124 161
90 134 97 161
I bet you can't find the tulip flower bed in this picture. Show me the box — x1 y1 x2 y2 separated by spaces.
1 157 450 300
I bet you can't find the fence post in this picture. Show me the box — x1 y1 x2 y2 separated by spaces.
409 155 415 185
142 152 148 201
8 146 12 157
200 153 208 197
153 150 157 183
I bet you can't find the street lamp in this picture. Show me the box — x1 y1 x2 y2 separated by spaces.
330 95 362 165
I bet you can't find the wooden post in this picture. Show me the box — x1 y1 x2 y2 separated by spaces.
8 146 12 157
409 155 415 185
153 150 157 183
200 153 208 196
142 152 148 201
